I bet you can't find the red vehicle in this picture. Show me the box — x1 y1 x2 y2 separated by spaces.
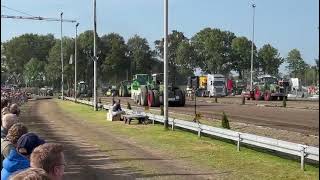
226 79 233 95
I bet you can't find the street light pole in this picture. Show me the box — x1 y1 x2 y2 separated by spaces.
250 3 256 91
60 12 64 100
164 0 169 129
74 22 79 102
93 0 97 111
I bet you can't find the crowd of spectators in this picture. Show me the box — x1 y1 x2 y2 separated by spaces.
1 89 65 180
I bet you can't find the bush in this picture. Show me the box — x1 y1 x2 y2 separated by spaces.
221 112 230 129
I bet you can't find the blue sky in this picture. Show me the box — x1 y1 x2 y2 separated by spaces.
1 0 319 71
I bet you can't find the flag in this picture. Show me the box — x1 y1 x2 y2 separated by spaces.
69 54 73 64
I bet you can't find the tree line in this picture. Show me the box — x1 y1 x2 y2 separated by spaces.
1 27 318 90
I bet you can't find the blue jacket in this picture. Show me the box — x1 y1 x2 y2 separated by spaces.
1 149 30 180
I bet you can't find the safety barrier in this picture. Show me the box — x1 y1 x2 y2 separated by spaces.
63 97 319 169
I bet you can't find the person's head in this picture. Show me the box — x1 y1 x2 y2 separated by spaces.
30 143 65 180
10 103 20 116
16 133 45 158
6 123 28 146
2 107 10 116
2 113 18 130
1 99 9 110
9 167 50 180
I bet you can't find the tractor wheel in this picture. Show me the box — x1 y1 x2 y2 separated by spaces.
255 89 262 101
174 89 183 107
180 90 186 106
147 90 155 107
153 90 160 107
140 86 148 106
123 87 129 97
159 95 164 105
118 87 122 97
264 91 271 101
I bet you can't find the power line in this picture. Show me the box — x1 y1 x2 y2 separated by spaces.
1 5 34 17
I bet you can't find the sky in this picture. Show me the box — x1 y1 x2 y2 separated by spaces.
1 0 319 73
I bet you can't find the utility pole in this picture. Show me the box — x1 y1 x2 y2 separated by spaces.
61 12 64 100
164 0 169 129
250 3 256 91
75 23 79 102
93 0 97 111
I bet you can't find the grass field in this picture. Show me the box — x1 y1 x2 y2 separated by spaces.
56 99 319 180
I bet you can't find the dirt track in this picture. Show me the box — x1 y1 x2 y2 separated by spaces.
21 99 221 180
99 96 319 136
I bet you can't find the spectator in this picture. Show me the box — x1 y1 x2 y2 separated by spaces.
9 167 50 180
1 133 45 180
9 104 20 116
2 107 10 116
2 123 28 163
1 114 19 138
1 99 9 110
30 143 65 180
112 99 125 118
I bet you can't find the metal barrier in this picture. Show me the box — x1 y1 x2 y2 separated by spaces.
63 97 319 169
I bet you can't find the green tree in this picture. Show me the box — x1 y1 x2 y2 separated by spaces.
24 58 46 87
100 33 129 83
175 40 197 83
46 38 75 89
231 36 257 79
191 28 236 75
127 35 153 76
286 49 307 78
2 34 55 84
258 44 283 76
154 30 188 84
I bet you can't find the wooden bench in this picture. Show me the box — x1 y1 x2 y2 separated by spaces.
122 114 148 125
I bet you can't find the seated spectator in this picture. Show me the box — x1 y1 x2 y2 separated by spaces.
9 104 20 116
1 114 18 139
30 143 65 180
1 133 45 180
112 99 125 118
2 123 28 164
9 167 50 180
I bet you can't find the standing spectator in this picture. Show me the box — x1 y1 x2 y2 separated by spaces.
1 123 28 164
1 114 18 138
1 133 45 180
30 143 65 180
9 167 50 180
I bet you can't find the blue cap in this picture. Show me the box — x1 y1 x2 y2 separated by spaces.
17 133 45 155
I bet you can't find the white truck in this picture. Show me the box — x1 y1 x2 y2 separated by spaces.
207 74 226 97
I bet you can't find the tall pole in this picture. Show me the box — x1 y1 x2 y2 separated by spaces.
75 23 79 102
60 12 64 99
164 0 169 129
250 3 256 91
93 0 97 111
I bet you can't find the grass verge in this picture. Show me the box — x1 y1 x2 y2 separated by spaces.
56 99 319 180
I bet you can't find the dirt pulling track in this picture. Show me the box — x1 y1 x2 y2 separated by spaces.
99 96 319 136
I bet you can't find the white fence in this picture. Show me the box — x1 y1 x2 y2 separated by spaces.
63 97 319 169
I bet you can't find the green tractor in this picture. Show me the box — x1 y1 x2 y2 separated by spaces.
253 75 287 101
118 80 131 97
76 81 92 98
131 73 185 107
